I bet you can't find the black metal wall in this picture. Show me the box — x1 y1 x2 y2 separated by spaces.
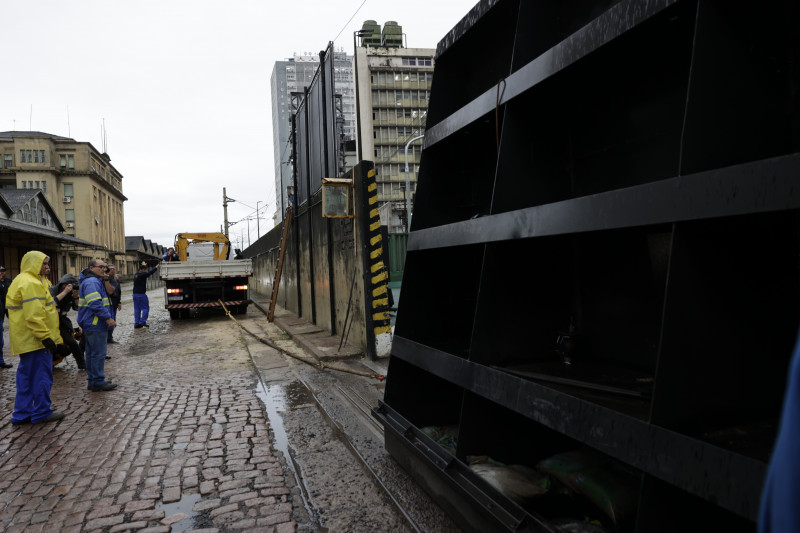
293 42 340 206
376 1 800 532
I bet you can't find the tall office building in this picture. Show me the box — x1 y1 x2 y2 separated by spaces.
270 50 355 224
354 21 435 233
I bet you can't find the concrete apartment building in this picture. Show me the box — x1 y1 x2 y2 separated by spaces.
0 131 128 276
271 49 356 224
354 21 435 233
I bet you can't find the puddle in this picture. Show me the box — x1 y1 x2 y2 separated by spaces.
154 492 202 532
254 379 315 518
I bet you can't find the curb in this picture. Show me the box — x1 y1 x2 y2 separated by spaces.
250 298 363 362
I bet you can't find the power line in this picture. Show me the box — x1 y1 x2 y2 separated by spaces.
332 0 369 44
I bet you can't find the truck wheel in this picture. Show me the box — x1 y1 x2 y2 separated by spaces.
169 309 182 320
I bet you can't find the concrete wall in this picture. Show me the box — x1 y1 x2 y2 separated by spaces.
246 162 377 357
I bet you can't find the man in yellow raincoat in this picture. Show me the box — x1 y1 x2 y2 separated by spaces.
6 251 65 425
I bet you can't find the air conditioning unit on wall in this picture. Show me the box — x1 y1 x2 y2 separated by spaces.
63 196 72 203
65 222 75 228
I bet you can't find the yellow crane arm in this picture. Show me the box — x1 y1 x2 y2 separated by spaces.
174 232 231 261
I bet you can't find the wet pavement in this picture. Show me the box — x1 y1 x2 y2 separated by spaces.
0 282 459 532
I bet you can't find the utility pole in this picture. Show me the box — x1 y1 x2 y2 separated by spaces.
223 187 235 238
256 200 262 239
223 188 230 238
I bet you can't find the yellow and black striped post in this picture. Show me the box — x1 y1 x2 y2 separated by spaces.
363 166 393 357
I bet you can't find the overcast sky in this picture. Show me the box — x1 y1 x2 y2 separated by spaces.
1 0 477 251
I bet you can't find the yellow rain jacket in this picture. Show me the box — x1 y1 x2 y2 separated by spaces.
5 251 62 355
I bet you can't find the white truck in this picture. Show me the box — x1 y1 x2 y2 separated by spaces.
159 233 252 319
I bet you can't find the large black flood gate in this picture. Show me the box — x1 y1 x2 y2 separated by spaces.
373 1 800 532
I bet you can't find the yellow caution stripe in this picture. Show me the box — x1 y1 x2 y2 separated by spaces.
372 285 387 298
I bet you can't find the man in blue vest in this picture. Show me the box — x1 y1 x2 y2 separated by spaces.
78 259 117 392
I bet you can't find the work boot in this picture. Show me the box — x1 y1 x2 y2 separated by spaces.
89 382 117 392
39 412 66 423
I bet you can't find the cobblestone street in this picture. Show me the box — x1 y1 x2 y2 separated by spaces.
0 285 297 533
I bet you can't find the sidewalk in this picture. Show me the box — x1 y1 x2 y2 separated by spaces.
248 292 365 363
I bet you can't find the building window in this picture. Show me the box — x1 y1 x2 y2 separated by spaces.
64 183 74 197
40 150 45 163
20 150 25 163
42 181 47 193
60 154 66 168
28 181 33 189
21 181 26 189
65 209 75 222
34 181 40 189
68 155 74 169
3 155 11 168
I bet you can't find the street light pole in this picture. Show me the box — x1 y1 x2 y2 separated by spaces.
404 134 424 232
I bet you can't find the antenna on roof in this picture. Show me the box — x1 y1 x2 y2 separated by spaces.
100 118 108 153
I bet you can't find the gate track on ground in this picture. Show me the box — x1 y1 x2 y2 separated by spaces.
232 307 440 532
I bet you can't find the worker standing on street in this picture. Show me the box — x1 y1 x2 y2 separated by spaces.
7 251 65 424
0 265 13 369
106 265 121 344
49 273 86 369
78 259 117 392
133 262 159 328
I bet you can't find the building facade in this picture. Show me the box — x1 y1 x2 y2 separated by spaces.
354 23 435 233
0 188 95 283
270 50 355 224
0 131 128 273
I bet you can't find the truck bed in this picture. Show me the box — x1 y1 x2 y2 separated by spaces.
160 259 252 280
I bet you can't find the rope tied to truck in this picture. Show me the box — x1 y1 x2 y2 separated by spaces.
218 300 386 381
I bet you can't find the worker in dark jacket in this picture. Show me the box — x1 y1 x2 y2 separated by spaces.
106 265 122 344
0 265 13 369
133 262 159 328
49 273 86 369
